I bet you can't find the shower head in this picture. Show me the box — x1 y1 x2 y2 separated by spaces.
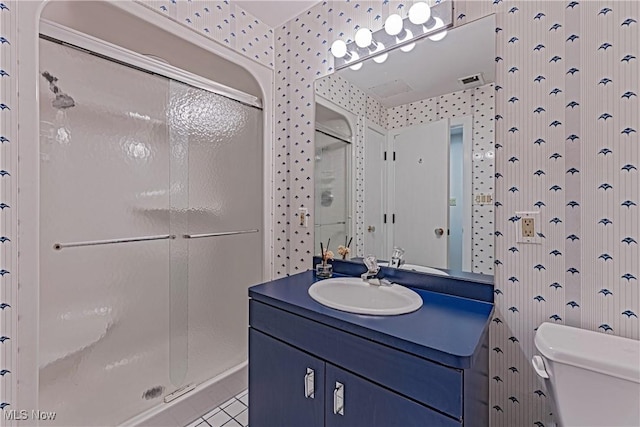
41 70 76 109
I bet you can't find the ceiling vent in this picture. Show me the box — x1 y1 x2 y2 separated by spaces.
457 73 485 89
369 79 413 99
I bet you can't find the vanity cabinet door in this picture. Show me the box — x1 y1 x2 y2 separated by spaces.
325 364 461 427
249 329 325 427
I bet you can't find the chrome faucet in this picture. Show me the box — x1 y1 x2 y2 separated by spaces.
361 255 392 286
389 247 405 268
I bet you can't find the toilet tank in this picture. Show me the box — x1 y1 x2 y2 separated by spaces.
534 323 640 427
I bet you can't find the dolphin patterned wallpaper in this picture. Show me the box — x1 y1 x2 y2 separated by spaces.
1 0 16 417
275 1 638 426
1 1 639 426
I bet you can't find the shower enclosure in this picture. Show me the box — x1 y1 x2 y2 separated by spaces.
314 131 351 253
38 32 263 426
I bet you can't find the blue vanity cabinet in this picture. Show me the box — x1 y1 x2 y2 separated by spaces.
249 326 460 427
249 270 492 427
249 329 325 427
324 364 460 427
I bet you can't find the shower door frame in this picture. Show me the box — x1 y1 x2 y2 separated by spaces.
11 0 275 419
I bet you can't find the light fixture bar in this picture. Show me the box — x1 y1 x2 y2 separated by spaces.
333 0 452 71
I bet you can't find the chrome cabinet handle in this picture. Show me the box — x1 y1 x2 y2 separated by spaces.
367 225 376 233
304 368 315 399
333 382 344 415
435 228 445 237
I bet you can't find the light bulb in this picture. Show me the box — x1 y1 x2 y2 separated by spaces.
428 30 447 41
400 42 416 52
385 14 403 36
330 39 348 58
348 51 362 71
409 2 431 25
428 17 447 41
398 29 415 52
355 27 373 48
372 42 387 63
373 53 388 64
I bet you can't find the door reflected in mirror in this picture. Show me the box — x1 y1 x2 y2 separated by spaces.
314 15 496 277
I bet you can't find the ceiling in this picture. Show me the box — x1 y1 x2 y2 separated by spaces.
235 0 318 28
338 15 496 108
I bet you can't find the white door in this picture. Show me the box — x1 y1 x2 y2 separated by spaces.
392 119 450 269
363 124 386 258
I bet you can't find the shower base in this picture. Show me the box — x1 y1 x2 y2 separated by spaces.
122 362 247 427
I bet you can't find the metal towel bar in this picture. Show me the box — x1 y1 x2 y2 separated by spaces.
183 229 259 239
54 229 259 250
53 234 176 250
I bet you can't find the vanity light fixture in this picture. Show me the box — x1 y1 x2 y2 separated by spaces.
355 28 376 49
409 1 447 41
330 39 351 59
372 44 388 64
331 39 362 70
428 17 448 41
400 34 416 52
331 0 452 70
384 14 404 36
355 27 388 65
408 2 432 26
400 36 416 52
348 51 363 71
385 14 416 53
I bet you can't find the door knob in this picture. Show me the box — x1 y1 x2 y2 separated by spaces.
435 228 444 237
367 225 376 233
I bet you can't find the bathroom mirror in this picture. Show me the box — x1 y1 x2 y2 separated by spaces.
314 15 496 277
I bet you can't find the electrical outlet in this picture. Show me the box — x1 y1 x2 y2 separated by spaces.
522 218 535 237
516 211 541 244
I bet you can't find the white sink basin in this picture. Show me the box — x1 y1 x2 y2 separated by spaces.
378 262 449 276
308 277 423 315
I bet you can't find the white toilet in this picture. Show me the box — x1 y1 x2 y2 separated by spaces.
532 322 640 427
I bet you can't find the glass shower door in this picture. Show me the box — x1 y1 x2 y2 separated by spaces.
39 38 172 426
168 82 263 388
39 36 264 426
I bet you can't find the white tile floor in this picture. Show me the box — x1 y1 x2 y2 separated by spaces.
184 390 248 427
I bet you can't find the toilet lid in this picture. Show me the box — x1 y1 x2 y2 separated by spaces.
535 322 640 383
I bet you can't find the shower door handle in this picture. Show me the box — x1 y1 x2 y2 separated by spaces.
183 229 259 239
53 234 176 250
304 368 315 399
